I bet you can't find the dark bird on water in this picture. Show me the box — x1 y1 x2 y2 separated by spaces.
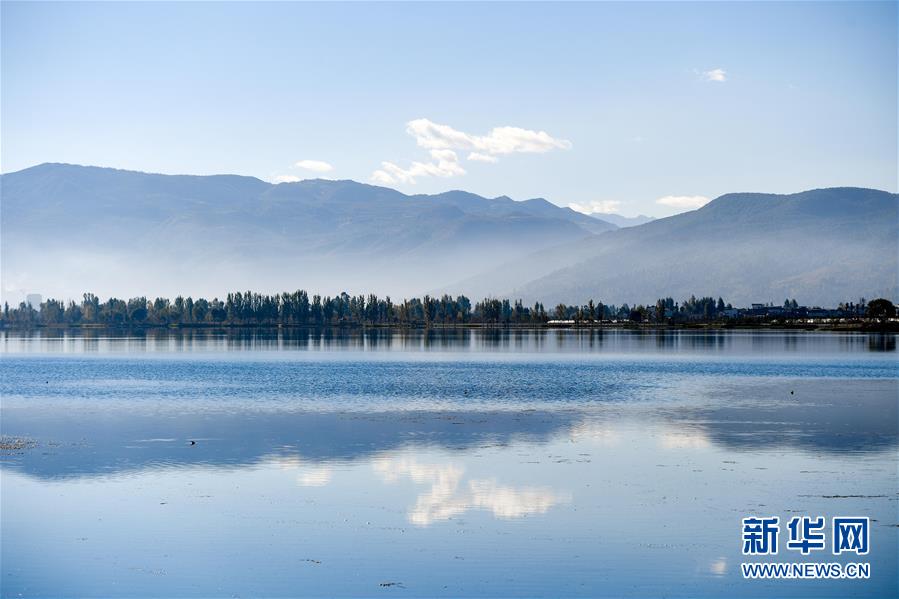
189 440 197 446
790 391 794 395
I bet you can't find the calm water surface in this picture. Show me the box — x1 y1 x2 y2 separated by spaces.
1 329 897 597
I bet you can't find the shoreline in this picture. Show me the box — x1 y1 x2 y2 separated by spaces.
2 321 897 333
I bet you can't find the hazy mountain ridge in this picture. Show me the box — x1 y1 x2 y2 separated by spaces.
1 164 894 306
486 188 898 306
0 163 613 300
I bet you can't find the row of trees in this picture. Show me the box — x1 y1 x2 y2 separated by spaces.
1 291 895 327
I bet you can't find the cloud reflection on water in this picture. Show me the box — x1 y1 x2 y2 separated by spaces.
373 455 570 526
659 430 712 450
270 455 333 487
708 557 728 577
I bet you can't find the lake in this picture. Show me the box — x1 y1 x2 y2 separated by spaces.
1 329 896 598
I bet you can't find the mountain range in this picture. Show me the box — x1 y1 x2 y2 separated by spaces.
1 163 896 306
452 187 898 306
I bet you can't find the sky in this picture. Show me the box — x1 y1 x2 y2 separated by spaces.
2 1 896 218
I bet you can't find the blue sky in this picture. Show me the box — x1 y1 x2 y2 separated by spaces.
2 1 896 217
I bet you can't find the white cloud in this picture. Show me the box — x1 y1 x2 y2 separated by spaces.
656 195 711 209
406 118 571 155
371 118 570 184
294 159 334 172
569 200 622 215
467 152 498 163
371 149 465 185
370 170 395 185
703 68 727 82
273 174 301 184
